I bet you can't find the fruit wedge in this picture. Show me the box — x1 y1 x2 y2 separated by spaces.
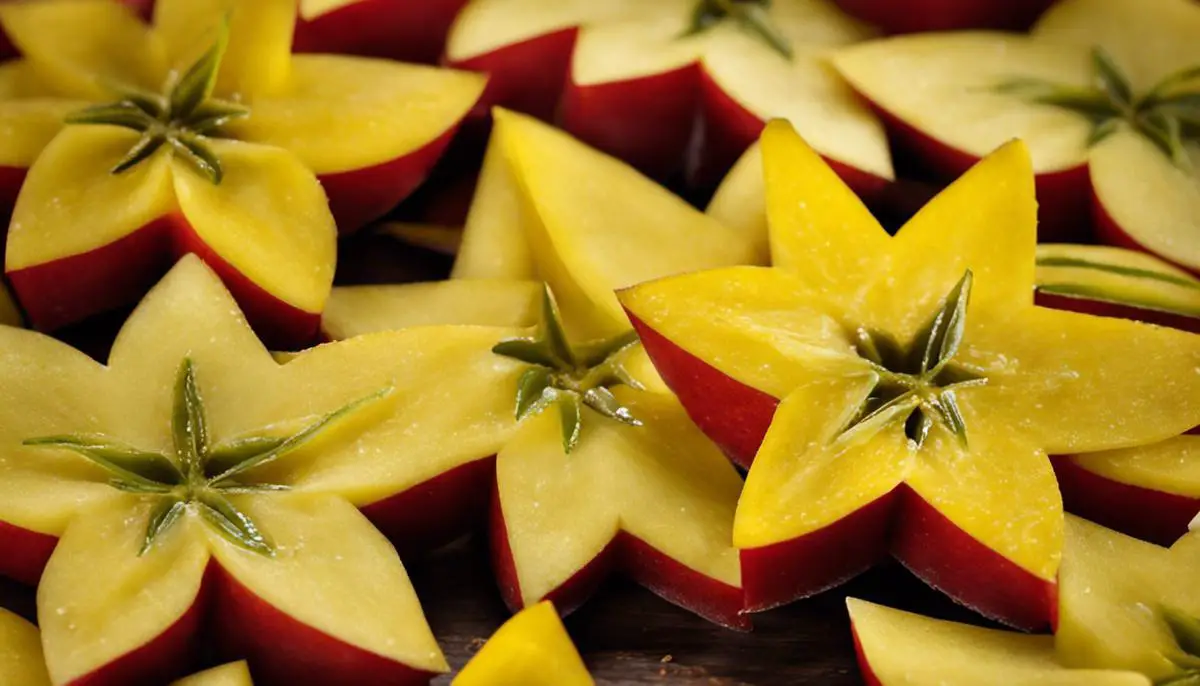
618 122 1200 629
293 0 470 63
0 0 483 345
445 0 891 189
172 662 253 686
452 108 758 341
831 0 1200 249
0 607 50 686
452 601 592 686
1057 516 1200 682
848 598 1150 686
0 254 525 685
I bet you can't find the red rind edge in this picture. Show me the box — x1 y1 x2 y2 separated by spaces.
447 28 579 122
0 519 58 586
1035 291 1200 334
293 0 469 64
627 309 779 469
850 622 884 686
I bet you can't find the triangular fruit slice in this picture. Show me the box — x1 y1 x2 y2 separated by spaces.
171 662 253 686
848 598 1150 686
293 0 469 63
445 0 892 189
452 601 592 686
1057 516 1200 682
453 108 758 341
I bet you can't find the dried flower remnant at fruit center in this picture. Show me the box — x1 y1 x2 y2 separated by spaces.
63 18 246 184
492 286 645 453
23 358 391 557
837 270 988 450
1162 607 1200 685
996 47 1200 171
684 0 793 60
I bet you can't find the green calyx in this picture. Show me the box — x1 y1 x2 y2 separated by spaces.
24 358 391 557
492 286 645 454
1161 607 1200 685
684 0 793 60
63 18 246 184
836 270 987 451
996 46 1200 171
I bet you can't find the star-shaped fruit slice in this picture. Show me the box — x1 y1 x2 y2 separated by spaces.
445 0 891 189
452 601 592 685
618 121 1200 629
848 598 1150 686
1057 516 1200 682
0 254 524 685
294 0 469 63
831 0 1200 251
323 111 755 627
0 0 484 346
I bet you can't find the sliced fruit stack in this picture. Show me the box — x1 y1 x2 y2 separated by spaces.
831 0 1200 247
619 122 1200 630
0 0 483 347
444 0 893 191
324 109 757 628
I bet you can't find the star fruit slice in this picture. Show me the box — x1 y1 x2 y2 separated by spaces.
0 255 523 684
619 122 1200 629
1057 516 1200 682
848 599 1150 686
452 108 759 341
446 0 891 188
322 282 746 628
452 601 592 686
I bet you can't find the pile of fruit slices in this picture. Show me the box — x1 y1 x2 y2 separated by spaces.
0 0 1196 684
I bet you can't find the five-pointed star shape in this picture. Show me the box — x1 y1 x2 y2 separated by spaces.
0 255 522 685
619 120 1200 630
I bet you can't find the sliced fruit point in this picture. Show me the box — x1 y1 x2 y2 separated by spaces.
1035 243 1200 333
848 597 1150 686
451 601 593 686
377 221 464 256
171 662 253 686
1053 436 1200 546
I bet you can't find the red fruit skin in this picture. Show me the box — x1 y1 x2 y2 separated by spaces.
891 486 1056 632
211 564 438 686
832 0 1055 34
627 310 779 469
740 491 899 613
489 479 750 630
559 64 702 181
0 166 28 218
1035 291 1200 334
871 104 1092 242
445 28 578 122
69 566 212 686
1051 455 1200 548
293 0 470 64
360 456 496 557
693 68 893 201
850 623 885 686
0 519 58 586
319 124 467 235
1092 187 1200 278
8 213 321 350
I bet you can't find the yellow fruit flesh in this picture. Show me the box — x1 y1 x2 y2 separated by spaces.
1069 436 1200 497
206 495 446 673
446 0 642 61
6 127 176 271
705 143 770 264
323 281 541 340
299 0 359 20
832 33 1092 173
170 662 253 686
228 56 486 175
452 602 593 686
1056 516 1200 680
848 598 1150 686
0 256 526 679
378 222 464 256
173 139 336 313
0 608 50 686
1036 243 1200 317
498 391 742 605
